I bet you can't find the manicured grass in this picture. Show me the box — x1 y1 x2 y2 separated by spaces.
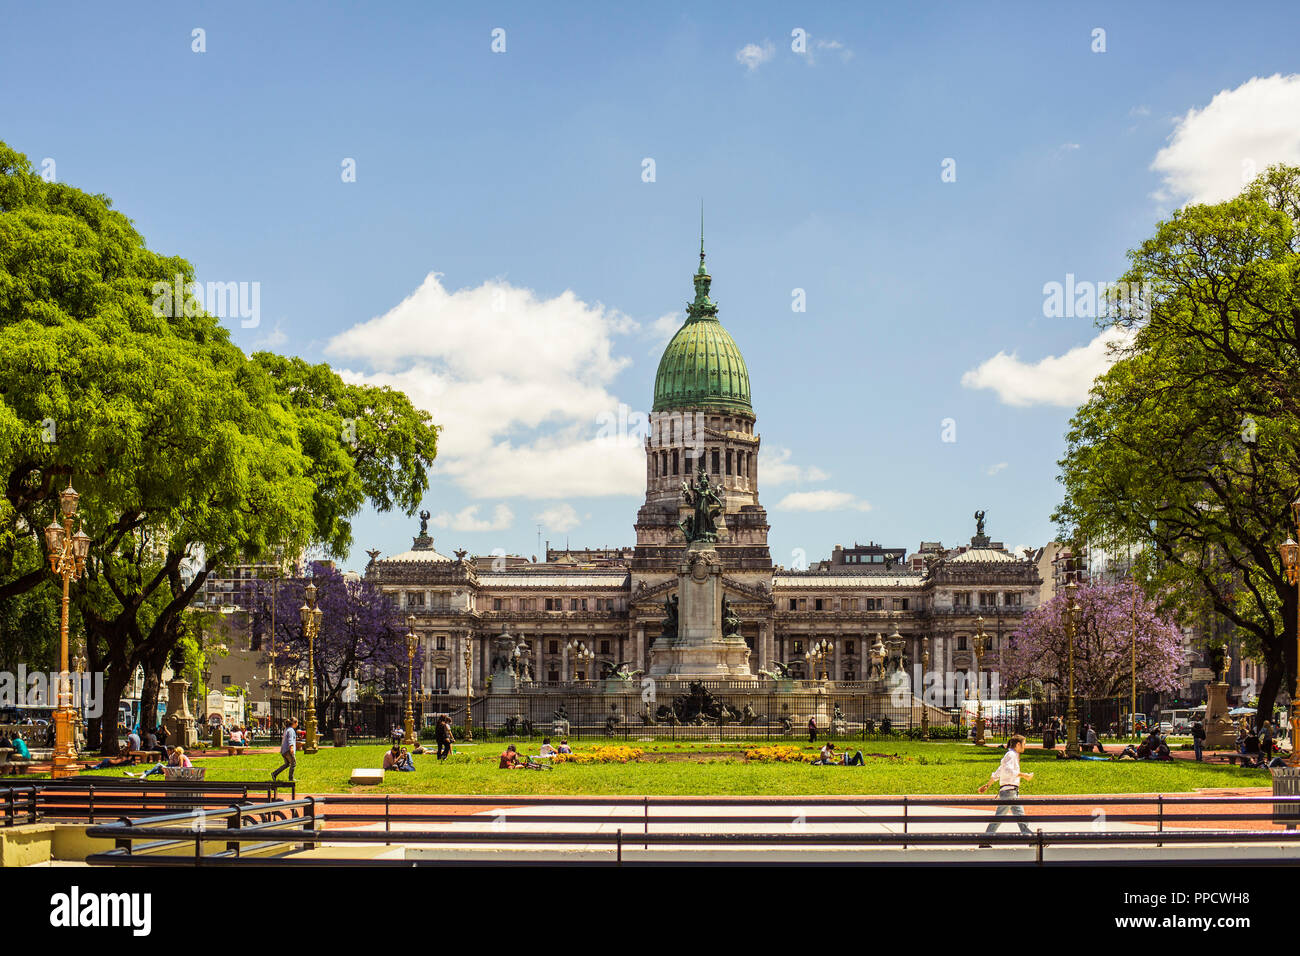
70 739 1267 795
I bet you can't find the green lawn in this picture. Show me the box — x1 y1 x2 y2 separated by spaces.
70 740 1268 796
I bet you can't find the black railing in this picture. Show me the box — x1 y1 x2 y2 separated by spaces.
0 779 295 826
82 793 1300 866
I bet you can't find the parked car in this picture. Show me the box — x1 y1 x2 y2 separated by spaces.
1158 720 1173 734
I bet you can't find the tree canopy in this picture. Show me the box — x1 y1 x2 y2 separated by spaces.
1055 164 1300 716
0 141 439 750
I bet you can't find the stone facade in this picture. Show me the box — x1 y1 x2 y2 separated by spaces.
365 244 1042 694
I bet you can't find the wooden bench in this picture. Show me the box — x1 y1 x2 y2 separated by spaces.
127 750 164 765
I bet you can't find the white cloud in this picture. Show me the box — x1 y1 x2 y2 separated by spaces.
986 462 1009 476
761 447 829 485
736 41 774 71
1152 73 1300 205
328 273 645 499
430 504 514 532
774 490 871 512
960 326 1135 407
534 503 580 533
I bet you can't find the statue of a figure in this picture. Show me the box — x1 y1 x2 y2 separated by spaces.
661 593 679 641
759 660 794 681
600 660 644 682
974 509 986 537
678 462 723 543
721 595 741 639
418 509 431 536
867 634 888 681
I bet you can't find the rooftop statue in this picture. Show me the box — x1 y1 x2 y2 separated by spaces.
418 509 430 536
678 462 722 543
974 509 986 537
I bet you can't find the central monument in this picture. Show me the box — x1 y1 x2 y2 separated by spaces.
648 462 755 680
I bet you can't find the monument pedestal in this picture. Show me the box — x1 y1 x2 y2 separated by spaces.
162 678 198 748
1204 682 1235 750
648 540 754 681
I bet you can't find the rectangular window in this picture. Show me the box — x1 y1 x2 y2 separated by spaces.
711 449 720 473
843 671 854 682
549 640 559 654
493 598 503 611
814 598 824 611
980 591 996 607
726 450 733 475
221 675 231 685
793 640 804 654
798 599 807 611
958 636 968 650
846 640 856 655
954 592 971 607
600 640 610 654
1004 592 1021 606
436 635 446 650
435 668 447 690
406 591 424 607
548 670 560 682
789 598 797 611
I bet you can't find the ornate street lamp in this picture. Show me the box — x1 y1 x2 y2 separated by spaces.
566 639 593 681
805 638 832 681
1276 501 1300 765
1064 575 1082 758
463 632 474 742
403 615 418 747
920 638 931 740
972 616 990 746
43 480 91 778
299 580 322 754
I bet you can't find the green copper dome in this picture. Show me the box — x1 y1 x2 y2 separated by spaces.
652 245 752 413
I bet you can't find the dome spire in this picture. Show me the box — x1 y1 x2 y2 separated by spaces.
688 204 718 322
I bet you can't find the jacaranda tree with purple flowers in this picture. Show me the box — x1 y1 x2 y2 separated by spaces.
248 562 421 729
1001 580 1184 699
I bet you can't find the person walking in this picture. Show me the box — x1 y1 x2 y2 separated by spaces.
808 716 818 744
1191 718 1205 762
271 717 299 783
978 734 1034 846
435 715 453 761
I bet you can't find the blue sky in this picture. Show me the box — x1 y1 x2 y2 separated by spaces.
4 1 1299 570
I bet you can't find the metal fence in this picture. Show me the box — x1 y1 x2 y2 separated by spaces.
82 792 1300 867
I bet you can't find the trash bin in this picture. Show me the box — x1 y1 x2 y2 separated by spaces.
1271 767 1300 827
332 728 348 748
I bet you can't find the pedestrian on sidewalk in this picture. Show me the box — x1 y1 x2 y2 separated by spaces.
1191 719 1205 762
271 717 298 783
808 716 817 744
978 734 1034 846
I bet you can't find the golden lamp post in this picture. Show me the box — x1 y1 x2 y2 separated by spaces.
43 481 91 778
972 616 990 746
403 615 418 747
463 632 474 742
805 638 832 682
920 638 931 740
1275 497 1300 765
299 580 322 754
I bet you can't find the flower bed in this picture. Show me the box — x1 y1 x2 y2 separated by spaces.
744 745 812 763
554 746 644 764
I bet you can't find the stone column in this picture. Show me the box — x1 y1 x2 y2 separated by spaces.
833 634 842 682
636 626 646 672
758 623 769 673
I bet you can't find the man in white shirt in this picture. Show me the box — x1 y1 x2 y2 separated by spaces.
271 717 299 783
977 734 1034 845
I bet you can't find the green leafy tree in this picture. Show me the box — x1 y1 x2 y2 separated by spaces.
0 142 439 750
1056 164 1300 718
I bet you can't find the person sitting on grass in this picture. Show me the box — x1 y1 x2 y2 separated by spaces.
89 747 134 771
382 744 416 772
1083 724 1106 755
811 742 837 765
557 738 572 754
128 746 190 778
499 744 526 769
538 737 558 757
